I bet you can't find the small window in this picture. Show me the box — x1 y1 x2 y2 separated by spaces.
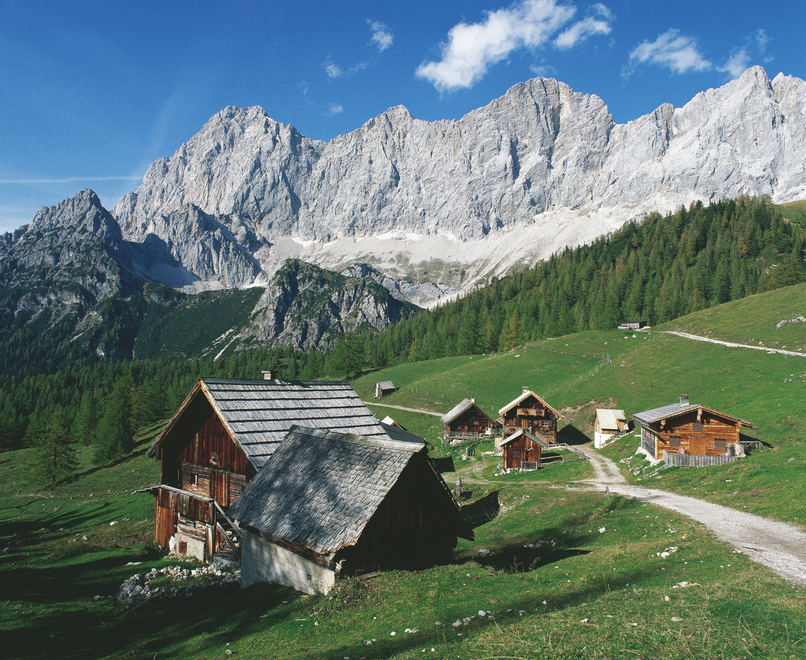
513 449 521 459
669 436 681 447
693 422 703 432
542 419 549 428
714 438 726 450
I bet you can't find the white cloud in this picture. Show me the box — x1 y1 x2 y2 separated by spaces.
416 0 610 92
369 20 394 51
555 4 611 49
627 29 711 75
325 103 344 116
325 61 343 78
718 48 750 78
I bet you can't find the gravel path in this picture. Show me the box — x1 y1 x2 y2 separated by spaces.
663 330 806 357
365 402 444 417
577 445 806 585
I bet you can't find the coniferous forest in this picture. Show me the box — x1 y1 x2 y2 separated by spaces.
0 196 803 463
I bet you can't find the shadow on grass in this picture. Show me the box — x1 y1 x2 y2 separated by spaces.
461 491 499 528
432 456 455 473
558 423 590 446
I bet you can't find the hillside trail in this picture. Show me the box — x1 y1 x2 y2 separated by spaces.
576 445 806 586
662 330 806 357
365 402 443 417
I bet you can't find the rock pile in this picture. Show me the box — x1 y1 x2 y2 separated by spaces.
117 559 240 608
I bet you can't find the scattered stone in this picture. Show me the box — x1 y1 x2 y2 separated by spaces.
599 527 606 533
671 617 683 622
109 521 119 526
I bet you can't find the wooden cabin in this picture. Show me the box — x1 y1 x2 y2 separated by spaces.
500 429 549 470
441 398 498 443
143 377 391 561
497 388 561 452
618 321 647 330
229 426 474 594
375 380 396 398
633 396 752 464
594 409 628 448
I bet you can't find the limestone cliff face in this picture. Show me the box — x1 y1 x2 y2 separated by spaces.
112 66 806 298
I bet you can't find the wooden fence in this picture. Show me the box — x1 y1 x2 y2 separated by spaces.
663 451 739 468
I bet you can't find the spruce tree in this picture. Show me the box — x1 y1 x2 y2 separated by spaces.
93 374 135 464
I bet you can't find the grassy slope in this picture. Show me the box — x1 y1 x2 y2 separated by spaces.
2 285 806 658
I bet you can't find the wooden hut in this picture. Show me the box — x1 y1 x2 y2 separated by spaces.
229 426 474 594
143 377 390 561
500 429 550 470
497 388 561 452
441 398 498 443
633 396 753 465
594 409 628 448
375 380 396 398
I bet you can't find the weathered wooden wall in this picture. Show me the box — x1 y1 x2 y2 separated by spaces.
502 395 557 442
502 435 542 469
655 411 740 458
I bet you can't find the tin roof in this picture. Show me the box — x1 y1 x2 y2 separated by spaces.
148 378 389 469
229 426 471 556
632 402 752 429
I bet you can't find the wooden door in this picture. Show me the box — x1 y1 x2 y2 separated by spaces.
690 434 706 456
210 471 230 507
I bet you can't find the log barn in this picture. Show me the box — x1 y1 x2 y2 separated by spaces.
497 388 561 452
229 426 474 595
441 398 498 443
500 429 550 470
633 396 753 464
143 376 391 561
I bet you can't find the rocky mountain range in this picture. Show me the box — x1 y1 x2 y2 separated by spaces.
2 65 805 372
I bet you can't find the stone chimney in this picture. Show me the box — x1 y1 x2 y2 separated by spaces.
262 367 278 381
522 387 530 395
679 395 690 407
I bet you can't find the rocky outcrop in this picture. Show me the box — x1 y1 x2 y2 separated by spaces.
111 67 806 298
237 259 419 351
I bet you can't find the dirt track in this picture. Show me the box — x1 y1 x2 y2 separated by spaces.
577 446 806 585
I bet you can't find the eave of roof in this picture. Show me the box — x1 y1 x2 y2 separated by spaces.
632 403 752 428
499 390 562 418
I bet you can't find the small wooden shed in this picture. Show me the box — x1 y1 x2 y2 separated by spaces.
500 429 550 470
594 409 628 448
497 388 561 452
375 380 396 398
143 377 391 561
633 396 753 465
441 398 498 443
229 426 473 594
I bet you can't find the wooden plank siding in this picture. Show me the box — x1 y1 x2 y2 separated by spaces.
653 410 741 459
502 435 542 470
502 398 557 442
445 408 494 437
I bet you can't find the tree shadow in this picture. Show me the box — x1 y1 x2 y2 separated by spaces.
460 491 499 528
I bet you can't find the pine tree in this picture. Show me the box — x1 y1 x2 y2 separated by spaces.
34 407 78 486
93 374 135 464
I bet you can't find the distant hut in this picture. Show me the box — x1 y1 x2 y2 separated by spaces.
229 426 474 594
617 321 647 330
375 380 396 398
142 375 391 561
441 398 498 444
500 429 550 470
497 388 561 452
633 396 753 466
594 409 628 448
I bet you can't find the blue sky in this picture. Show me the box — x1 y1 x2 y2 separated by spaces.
1 0 804 234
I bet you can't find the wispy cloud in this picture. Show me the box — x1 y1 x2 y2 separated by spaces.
369 20 393 52
554 4 611 49
718 48 750 78
324 103 344 116
626 29 711 76
0 175 141 184
325 61 343 79
717 28 773 79
415 0 610 93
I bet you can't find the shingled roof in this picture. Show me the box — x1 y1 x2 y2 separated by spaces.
633 402 752 428
442 398 480 425
499 390 561 417
147 378 389 469
229 426 471 557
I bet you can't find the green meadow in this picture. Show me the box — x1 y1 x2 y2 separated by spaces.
1 284 805 658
